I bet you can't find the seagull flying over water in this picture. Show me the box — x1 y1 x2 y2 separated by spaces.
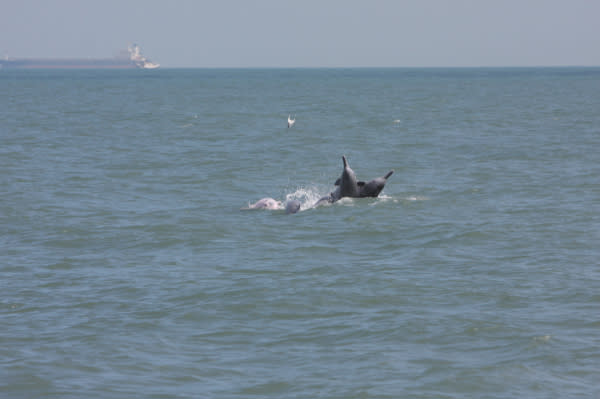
287 115 296 128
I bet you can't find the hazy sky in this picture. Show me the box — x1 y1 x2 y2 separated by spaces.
2 0 599 67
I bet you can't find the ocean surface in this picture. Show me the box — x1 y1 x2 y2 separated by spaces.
1 68 599 398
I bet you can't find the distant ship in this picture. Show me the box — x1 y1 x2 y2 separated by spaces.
0 44 159 69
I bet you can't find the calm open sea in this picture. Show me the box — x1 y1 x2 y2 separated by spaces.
1 68 599 398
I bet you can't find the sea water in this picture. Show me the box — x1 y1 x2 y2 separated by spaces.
1 68 599 398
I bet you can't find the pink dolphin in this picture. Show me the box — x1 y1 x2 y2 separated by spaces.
243 197 283 210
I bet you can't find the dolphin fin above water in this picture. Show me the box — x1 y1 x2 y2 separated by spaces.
334 155 360 200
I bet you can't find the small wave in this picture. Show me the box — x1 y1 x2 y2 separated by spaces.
405 195 429 201
367 194 428 205
367 195 394 206
533 334 552 343
337 197 356 206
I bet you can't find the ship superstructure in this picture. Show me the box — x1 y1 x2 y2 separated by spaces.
127 44 160 69
0 44 159 69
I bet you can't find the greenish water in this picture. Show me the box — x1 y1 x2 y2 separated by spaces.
1 68 599 398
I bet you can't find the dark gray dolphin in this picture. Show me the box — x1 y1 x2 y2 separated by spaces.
285 200 302 214
313 156 393 207
313 155 360 207
332 155 360 201
358 170 394 198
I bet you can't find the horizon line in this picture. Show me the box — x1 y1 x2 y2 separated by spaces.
157 65 600 69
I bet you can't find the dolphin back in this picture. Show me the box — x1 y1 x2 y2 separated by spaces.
358 170 394 197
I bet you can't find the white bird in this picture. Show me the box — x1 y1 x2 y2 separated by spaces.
287 115 296 128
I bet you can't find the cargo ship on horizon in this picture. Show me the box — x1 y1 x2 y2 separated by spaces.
0 44 159 69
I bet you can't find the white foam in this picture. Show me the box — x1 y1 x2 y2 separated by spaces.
337 197 355 206
405 195 429 201
284 186 328 211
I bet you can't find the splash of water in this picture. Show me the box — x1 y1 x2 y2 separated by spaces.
284 186 330 211
244 186 411 213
